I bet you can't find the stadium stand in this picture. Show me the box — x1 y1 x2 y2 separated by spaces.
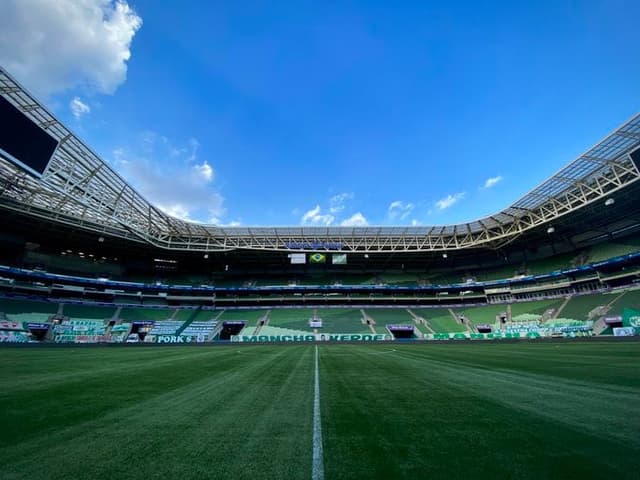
180 321 217 339
268 309 316 331
315 309 374 334
53 319 107 343
510 298 565 320
452 304 509 329
0 297 57 316
61 303 115 319
109 323 131 342
411 308 467 333
119 307 174 321
149 320 186 336
364 309 416 331
587 236 640 263
560 293 621 321
610 288 640 314
217 309 264 323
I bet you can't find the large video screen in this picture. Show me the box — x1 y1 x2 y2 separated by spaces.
631 147 640 169
0 96 58 176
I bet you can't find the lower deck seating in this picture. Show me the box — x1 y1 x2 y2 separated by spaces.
411 309 467 333
181 321 216 338
316 309 371 333
268 309 315 331
118 308 174 321
54 319 107 343
0 298 58 316
5 312 53 324
149 320 186 335
109 323 131 342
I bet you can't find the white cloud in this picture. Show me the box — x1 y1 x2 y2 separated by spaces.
302 205 320 222
329 192 354 214
160 204 192 221
387 200 415 220
194 161 213 182
435 192 466 210
112 135 225 224
0 0 142 98
340 212 368 227
483 175 503 189
69 96 91 118
209 217 241 227
301 205 335 226
187 138 200 162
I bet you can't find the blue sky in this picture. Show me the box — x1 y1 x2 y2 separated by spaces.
1 0 639 226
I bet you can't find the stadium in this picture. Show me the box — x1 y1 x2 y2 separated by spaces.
1 58 640 480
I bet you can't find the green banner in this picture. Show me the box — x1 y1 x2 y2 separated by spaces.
424 332 541 340
623 308 640 327
332 254 347 265
232 333 391 342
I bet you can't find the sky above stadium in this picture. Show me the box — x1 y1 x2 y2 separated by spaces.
0 0 639 227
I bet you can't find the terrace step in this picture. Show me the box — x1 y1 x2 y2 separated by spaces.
253 310 271 336
406 309 435 335
551 296 572 320
360 309 377 334
449 308 473 333
175 306 205 335
592 317 609 336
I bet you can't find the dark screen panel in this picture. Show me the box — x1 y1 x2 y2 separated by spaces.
0 96 58 175
631 147 640 169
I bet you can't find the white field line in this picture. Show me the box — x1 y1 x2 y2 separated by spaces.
312 345 324 480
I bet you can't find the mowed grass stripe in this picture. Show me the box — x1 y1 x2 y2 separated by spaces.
0 346 314 480
319 343 640 479
313 345 325 480
396 342 640 388
393 347 640 446
1 347 255 446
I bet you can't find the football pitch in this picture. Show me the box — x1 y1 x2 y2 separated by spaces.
1 342 639 479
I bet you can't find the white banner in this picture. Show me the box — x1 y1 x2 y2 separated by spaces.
289 253 306 264
613 327 636 337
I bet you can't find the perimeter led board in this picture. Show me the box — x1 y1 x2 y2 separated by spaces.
0 96 58 177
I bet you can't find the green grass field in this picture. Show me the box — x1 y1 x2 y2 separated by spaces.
1 341 639 479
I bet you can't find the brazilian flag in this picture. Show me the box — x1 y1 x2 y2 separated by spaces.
309 253 326 264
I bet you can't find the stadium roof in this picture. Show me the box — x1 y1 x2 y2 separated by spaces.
1 65 640 253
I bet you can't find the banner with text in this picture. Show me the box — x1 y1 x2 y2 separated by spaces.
232 333 392 342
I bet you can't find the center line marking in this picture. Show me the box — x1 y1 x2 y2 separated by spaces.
312 345 324 480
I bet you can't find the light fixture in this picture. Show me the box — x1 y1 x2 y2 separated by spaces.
604 198 615 206
442 253 448 258
547 226 555 234
203 254 209 259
